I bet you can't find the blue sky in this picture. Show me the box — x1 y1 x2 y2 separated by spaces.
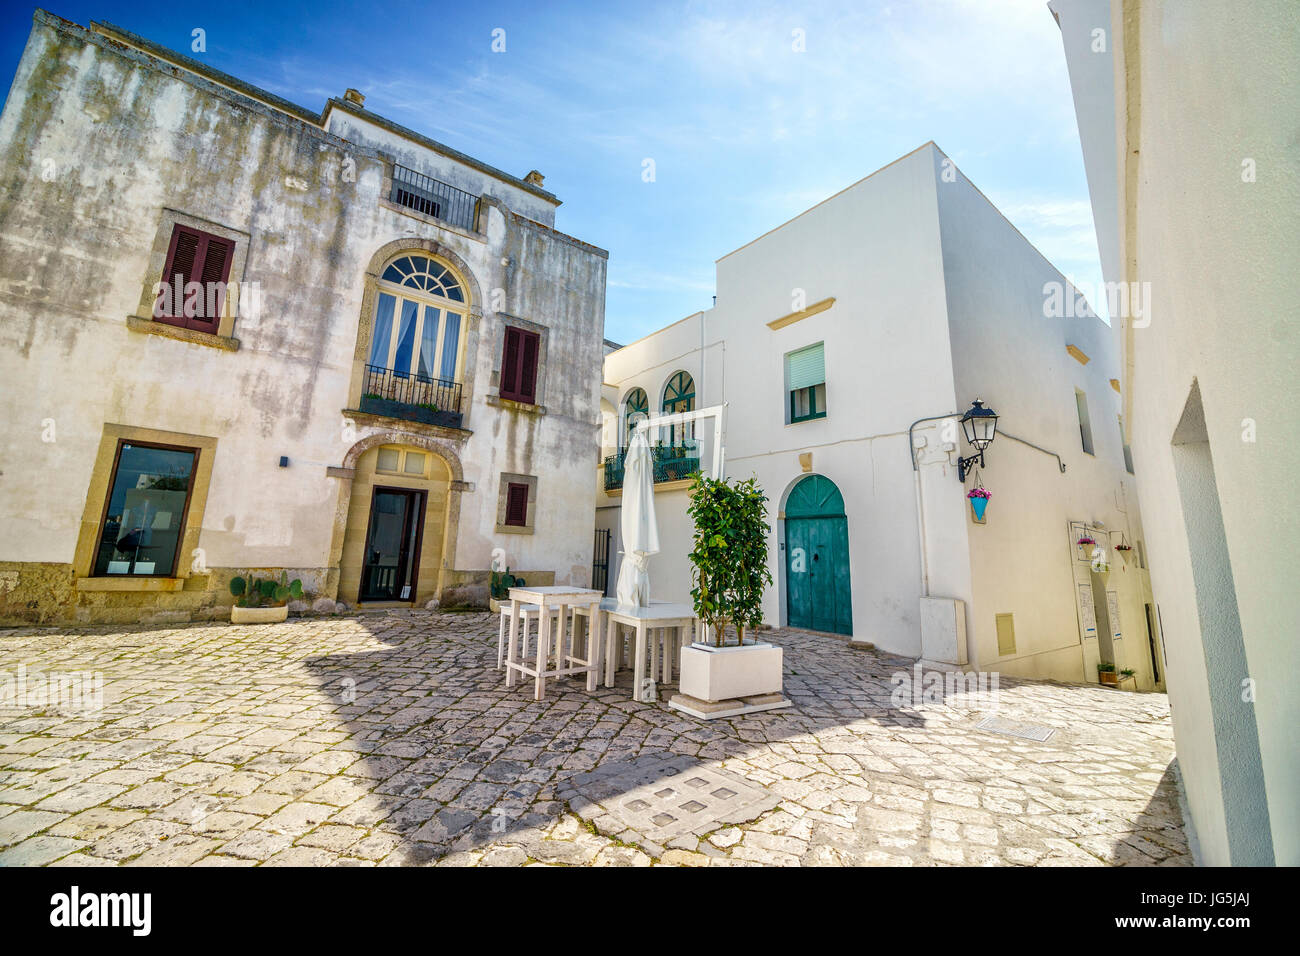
0 0 1102 343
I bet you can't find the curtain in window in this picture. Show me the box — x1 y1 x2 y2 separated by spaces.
370 293 396 367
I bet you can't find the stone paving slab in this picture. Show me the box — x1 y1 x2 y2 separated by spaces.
0 611 1190 866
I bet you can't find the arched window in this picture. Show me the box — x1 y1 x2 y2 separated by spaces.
662 371 695 446
623 388 648 447
369 254 466 385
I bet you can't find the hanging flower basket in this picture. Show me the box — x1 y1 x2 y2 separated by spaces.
1077 535 1096 546
967 487 990 521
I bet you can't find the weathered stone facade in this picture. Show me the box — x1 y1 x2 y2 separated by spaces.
0 12 607 625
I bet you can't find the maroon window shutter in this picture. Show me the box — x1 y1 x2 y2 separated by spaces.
192 235 234 330
518 330 540 404
158 225 235 332
500 327 522 400
505 483 528 526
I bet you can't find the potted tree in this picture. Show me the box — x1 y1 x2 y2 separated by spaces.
669 474 790 719
230 571 302 624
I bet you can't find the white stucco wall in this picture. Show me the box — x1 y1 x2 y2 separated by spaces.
933 149 1156 684
1052 0 1300 865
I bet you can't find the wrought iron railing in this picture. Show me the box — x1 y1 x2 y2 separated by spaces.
390 164 479 232
360 364 464 428
603 445 701 492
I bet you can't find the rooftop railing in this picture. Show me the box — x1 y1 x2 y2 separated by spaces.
390 164 479 232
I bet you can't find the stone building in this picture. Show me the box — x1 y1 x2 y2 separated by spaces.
0 11 607 624
597 143 1162 689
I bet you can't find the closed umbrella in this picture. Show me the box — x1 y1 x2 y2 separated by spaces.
615 429 660 607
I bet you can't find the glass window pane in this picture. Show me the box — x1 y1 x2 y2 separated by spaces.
369 293 396 367
403 452 426 475
417 306 440 381
376 448 400 472
93 443 196 576
393 298 419 377
440 312 461 380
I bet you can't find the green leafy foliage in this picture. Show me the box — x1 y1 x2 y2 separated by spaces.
686 473 774 647
230 570 304 608
490 567 523 600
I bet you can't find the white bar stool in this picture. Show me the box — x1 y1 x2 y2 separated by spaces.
497 603 560 671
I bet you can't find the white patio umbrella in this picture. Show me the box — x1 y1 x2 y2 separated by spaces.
615 429 660 608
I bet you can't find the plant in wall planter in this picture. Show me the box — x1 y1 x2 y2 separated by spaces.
1097 661 1118 686
967 486 991 522
489 567 524 614
669 473 791 720
229 571 302 624
1077 535 1096 547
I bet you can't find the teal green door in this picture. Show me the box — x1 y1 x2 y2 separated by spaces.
785 475 853 635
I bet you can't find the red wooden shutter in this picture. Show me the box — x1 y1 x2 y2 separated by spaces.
157 225 235 332
500 327 522 400
194 235 234 330
505 483 528 526
518 330 539 404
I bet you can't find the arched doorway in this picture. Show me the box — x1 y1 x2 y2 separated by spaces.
338 443 453 606
785 475 853 635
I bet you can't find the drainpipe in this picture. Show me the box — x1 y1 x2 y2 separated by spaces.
908 412 959 598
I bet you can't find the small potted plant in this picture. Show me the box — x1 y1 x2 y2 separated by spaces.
967 486 991 522
1090 548 1111 576
230 571 302 624
1097 661 1118 686
1119 667 1136 688
489 567 523 614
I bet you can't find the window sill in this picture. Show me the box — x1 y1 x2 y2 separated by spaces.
342 408 472 442
378 197 487 243
487 394 546 416
494 523 535 535
76 576 186 592
788 414 827 425
127 315 240 351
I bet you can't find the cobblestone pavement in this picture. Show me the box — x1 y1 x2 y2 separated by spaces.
0 611 1190 866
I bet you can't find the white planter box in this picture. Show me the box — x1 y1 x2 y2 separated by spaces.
669 642 791 719
679 641 783 700
231 605 288 624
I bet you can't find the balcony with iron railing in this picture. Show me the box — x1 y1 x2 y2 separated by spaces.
389 164 480 233
359 364 464 430
602 443 701 492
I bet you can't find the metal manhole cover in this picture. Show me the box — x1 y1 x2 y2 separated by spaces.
975 716 1056 742
559 752 779 850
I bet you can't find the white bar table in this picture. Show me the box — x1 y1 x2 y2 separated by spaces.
503 585 603 700
599 600 700 702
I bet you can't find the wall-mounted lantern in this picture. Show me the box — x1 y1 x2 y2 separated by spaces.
957 399 998 482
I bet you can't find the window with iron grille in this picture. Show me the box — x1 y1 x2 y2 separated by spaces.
156 225 234 332
500 326 540 404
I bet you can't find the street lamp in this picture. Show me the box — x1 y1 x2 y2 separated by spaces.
956 399 998 482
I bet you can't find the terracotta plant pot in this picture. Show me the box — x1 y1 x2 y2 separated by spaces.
231 605 288 624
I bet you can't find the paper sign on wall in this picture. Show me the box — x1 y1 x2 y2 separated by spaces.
1078 584 1096 636
1107 590 1122 641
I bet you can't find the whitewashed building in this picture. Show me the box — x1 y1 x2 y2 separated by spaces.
597 143 1162 688
0 12 606 625
1050 0 1299 865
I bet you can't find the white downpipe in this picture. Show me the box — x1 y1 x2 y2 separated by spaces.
914 467 930 597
